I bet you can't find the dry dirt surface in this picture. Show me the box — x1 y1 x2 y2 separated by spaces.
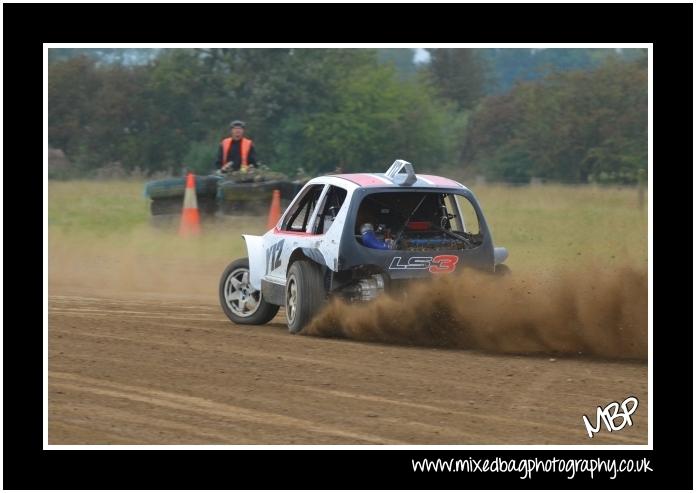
49 290 648 445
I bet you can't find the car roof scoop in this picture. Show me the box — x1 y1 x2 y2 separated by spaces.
385 159 417 186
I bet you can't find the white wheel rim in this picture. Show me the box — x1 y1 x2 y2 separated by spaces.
225 267 261 317
286 275 298 325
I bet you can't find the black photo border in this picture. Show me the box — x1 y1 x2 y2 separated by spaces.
5 2 693 490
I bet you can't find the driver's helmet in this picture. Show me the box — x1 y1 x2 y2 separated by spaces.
360 223 374 235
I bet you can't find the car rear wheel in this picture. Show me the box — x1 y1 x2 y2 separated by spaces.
286 260 326 334
219 258 279 325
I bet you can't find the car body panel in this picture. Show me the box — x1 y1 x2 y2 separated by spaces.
242 234 266 290
336 186 495 278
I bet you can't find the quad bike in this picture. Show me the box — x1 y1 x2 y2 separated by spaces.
143 165 308 217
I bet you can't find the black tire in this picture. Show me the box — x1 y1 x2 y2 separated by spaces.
198 197 219 215
285 260 327 334
150 197 182 215
219 200 245 215
150 197 218 216
145 175 220 200
494 264 511 276
219 258 279 325
219 200 267 216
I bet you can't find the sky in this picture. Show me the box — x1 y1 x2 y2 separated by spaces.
413 48 431 64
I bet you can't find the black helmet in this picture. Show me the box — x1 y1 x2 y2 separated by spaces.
229 120 246 129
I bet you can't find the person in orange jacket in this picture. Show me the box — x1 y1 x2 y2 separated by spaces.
215 120 258 172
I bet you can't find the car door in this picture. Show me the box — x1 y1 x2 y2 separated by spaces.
262 183 327 284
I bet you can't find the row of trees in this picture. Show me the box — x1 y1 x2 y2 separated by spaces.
463 54 648 183
49 49 460 177
48 48 647 183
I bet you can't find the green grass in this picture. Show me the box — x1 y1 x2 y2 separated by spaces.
48 180 263 262
48 180 648 269
48 180 150 234
473 184 648 268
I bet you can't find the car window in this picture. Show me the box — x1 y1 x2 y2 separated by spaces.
313 186 348 234
451 194 480 234
355 191 483 251
282 185 325 232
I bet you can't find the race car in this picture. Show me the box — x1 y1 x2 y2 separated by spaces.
218 159 509 333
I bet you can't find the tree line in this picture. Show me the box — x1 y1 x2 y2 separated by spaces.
48 48 647 184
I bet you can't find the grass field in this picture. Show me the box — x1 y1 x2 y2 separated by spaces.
474 184 648 268
48 180 264 262
48 179 648 270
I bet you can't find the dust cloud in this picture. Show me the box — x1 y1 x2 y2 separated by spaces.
48 226 230 302
305 265 648 360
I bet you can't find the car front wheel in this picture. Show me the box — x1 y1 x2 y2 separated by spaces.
219 258 279 325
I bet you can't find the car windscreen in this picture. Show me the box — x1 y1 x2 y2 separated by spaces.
354 191 483 251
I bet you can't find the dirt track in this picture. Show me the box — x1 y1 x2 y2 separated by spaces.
48 291 648 445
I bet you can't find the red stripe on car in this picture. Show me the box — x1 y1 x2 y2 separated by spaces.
334 174 391 187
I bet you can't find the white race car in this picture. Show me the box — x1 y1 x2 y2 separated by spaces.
219 160 509 333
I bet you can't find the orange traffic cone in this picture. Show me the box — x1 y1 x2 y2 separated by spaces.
267 189 282 229
179 173 201 236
